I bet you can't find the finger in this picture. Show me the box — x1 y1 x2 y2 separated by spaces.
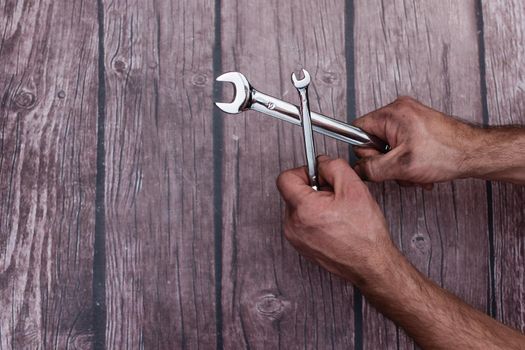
317 156 361 192
352 106 391 141
353 147 404 182
316 155 332 189
353 147 381 159
276 167 315 207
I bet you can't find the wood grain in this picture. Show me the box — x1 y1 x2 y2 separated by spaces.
353 1 490 348
101 0 217 348
0 0 98 348
220 0 355 348
482 0 525 333
1 0 524 348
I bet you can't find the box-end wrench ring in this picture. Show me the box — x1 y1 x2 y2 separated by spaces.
215 71 390 153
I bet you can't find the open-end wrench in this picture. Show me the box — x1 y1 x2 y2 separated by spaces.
292 69 318 190
215 71 390 152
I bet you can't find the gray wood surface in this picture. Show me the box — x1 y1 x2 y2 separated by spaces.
0 1 99 348
482 0 525 333
0 0 524 348
101 0 217 348
220 1 355 348
353 1 490 348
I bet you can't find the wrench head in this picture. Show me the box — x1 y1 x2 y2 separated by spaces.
291 69 311 89
215 72 251 114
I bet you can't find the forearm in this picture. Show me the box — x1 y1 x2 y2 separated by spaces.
463 126 525 184
356 244 525 349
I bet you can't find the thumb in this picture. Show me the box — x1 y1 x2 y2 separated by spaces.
317 156 361 192
354 150 403 182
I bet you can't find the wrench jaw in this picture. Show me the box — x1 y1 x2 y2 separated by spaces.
215 72 252 114
291 69 311 89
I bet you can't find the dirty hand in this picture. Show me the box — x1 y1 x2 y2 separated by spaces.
352 97 482 188
276 156 396 285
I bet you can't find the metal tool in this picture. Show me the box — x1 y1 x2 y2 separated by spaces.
215 71 390 152
292 69 318 190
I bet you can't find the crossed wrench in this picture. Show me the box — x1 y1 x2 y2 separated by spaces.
215 71 389 152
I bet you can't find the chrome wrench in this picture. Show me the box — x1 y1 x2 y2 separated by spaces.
215 71 389 152
292 69 318 190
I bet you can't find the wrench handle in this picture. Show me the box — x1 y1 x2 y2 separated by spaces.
250 90 390 153
297 87 319 190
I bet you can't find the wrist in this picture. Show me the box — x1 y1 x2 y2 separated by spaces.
351 240 408 292
460 126 525 180
355 242 433 315
455 125 490 178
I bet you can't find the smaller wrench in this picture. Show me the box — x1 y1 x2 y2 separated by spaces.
292 69 318 190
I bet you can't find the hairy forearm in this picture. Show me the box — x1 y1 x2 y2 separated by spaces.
463 126 525 184
356 244 525 349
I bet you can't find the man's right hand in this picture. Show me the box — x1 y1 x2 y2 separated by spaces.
352 96 484 188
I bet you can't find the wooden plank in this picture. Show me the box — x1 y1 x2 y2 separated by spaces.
482 0 525 333
0 1 98 348
353 1 490 348
101 0 217 348
220 0 354 348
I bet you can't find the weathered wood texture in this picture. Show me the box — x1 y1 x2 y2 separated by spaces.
353 1 490 348
482 0 525 333
0 1 98 349
1 0 524 349
101 0 217 348
220 0 354 348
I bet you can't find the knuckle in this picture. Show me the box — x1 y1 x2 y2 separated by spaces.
391 96 415 116
395 95 414 104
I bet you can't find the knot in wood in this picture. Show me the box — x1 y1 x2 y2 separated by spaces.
57 90 66 99
13 90 36 109
320 71 339 85
411 233 430 254
113 59 127 73
255 294 285 320
191 72 208 87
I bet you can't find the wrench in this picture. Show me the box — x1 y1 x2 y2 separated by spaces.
215 71 390 152
292 69 318 190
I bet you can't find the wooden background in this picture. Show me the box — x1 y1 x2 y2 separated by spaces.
1 0 524 349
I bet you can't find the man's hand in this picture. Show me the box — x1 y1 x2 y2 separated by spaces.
276 155 525 349
276 155 394 285
353 96 525 185
352 97 481 188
